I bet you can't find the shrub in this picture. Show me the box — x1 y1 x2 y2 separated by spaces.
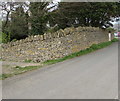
11 39 17 42
1 32 11 43
111 38 118 42
90 44 101 50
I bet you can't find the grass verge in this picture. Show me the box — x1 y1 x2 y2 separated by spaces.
0 65 41 80
0 38 118 80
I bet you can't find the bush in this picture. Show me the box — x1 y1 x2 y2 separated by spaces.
11 39 17 42
1 32 10 43
90 44 101 49
46 26 59 33
106 27 115 33
111 38 118 42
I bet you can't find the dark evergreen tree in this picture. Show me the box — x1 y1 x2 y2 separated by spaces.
49 2 119 29
29 2 50 35
9 6 29 40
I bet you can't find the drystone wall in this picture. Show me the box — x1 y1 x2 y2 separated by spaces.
1 26 112 62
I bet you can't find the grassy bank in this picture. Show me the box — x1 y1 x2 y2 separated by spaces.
0 65 41 80
0 38 118 80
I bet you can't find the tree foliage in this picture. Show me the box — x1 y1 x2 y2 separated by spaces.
49 2 119 29
10 6 29 40
3 6 29 41
29 2 50 35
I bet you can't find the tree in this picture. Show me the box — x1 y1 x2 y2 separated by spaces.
1 2 26 31
29 2 50 35
49 2 119 29
9 6 29 40
1 2 29 42
115 2 120 17
88 2 117 28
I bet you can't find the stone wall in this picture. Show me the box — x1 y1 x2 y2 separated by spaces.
1 26 111 62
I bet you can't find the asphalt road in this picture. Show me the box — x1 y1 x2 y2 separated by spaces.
2 42 118 99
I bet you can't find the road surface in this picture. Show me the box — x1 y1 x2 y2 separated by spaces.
2 42 118 99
